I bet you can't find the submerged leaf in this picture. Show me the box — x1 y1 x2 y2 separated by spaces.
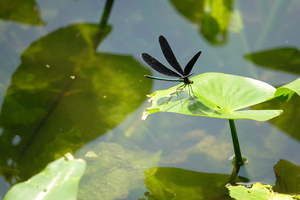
144 73 282 121
160 131 232 164
77 142 161 200
0 23 151 183
0 0 45 25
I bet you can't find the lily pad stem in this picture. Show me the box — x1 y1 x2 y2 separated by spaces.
229 119 244 166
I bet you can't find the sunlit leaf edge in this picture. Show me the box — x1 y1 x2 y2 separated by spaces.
273 77 300 102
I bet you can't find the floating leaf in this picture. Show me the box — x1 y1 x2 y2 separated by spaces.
246 48 300 102
144 73 282 121
4 153 86 200
144 167 249 200
273 159 300 194
228 182 296 200
170 0 233 45
273 77 300 102
245 48 300 74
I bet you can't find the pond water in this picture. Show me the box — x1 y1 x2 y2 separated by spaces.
0 0 300 199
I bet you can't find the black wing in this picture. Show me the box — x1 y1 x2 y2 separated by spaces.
141 53 182 77
184 51 201 76
159 35 185 76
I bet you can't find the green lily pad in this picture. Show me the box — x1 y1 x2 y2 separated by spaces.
4 153 86 200
273 159 300 194
170 0 233 45
228 183 297 200
273 77 300 102
144 167 248 200
245 48 300 75
144 73 282 121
